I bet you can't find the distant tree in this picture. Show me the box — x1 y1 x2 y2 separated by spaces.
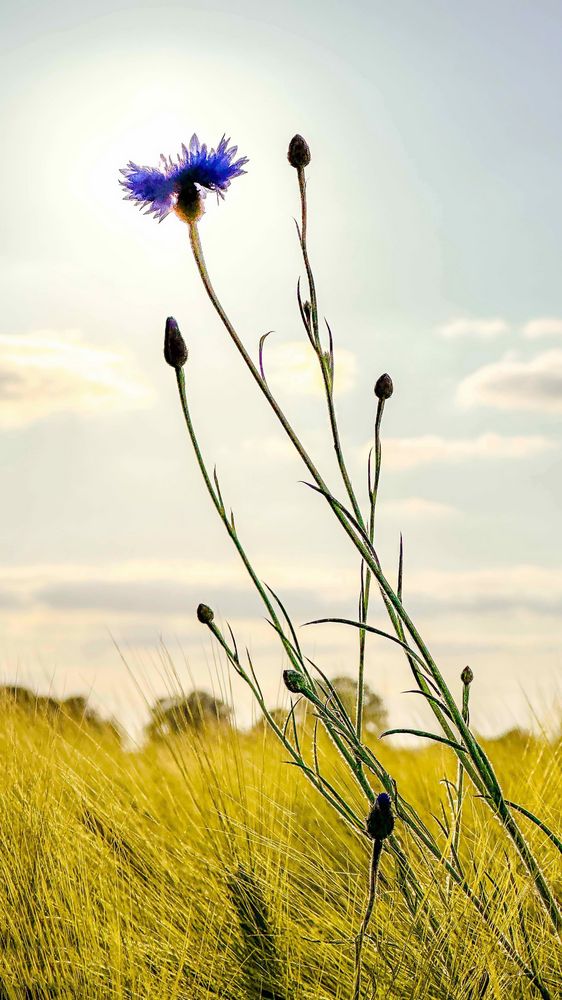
250 707 289 735
256 677 387 738
146 690 232 740
0 685 122 741
328 675 387 735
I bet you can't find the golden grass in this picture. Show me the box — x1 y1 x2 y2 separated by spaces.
0 702 559 999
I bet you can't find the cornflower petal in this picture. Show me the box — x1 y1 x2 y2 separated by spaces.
120 134 248 223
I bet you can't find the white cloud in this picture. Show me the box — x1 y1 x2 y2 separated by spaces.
0 330 153 428
457 349 562 413
3 559 562 630
265 340 356 397
380 497 459 519
436 317 510 339
382 433 552 470
408 565 562 613
522 317 562 339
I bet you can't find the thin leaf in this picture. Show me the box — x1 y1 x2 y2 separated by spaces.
264 582 303 661
258 330 273 381
505 800 562 854
306 658 356 736
300 481 378 562
245 647 263 700
304 616 441 693
380 729 468 755
401 689 455 721
226 622 239 661
213 465 225 514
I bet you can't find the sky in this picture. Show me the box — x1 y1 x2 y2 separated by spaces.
1 0 561 738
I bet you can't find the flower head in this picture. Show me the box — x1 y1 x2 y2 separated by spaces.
366 792 394 840
120 134 248 224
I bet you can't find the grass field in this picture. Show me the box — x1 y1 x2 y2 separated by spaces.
0 694 559 999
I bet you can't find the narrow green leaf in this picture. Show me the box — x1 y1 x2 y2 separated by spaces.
380 729 468 755
505 800 562 855
401 689 455 720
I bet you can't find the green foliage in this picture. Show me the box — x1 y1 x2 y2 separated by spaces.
329 675 387 735
146 690 232 740
0 684 122 741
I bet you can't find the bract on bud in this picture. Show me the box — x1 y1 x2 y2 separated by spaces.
197 603 215 625
287 134 311 169
461 665 474 686
164 317 188 369
366 792 394 840
283 669 311 696
374 373 393 400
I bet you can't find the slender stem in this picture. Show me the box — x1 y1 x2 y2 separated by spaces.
297 168 320 350
357 398 385 739
186 220 562 933
174 369 308 681
295 170 371 743
354 839 383 1000
296 207 364 526
451 672 471 875
207 615 365 831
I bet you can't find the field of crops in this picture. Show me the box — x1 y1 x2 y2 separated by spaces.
0 697 559 999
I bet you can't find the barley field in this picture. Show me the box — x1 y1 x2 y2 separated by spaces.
0 694 559 999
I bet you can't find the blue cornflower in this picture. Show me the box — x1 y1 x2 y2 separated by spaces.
119 134 248 223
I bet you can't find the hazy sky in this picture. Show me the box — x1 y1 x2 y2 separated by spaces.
1 0 561 736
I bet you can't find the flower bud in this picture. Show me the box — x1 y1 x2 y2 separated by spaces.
287 134 311 169
197 603 215 625
164 317 188 369
283 669 311 696
366 792 394 840
461 665 474 686
374 373 393 400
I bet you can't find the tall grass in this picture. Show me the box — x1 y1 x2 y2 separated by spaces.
0 701 559 997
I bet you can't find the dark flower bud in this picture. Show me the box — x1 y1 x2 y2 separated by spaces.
287 134 311 169
461 665 474 686
164 317 188 369
366 792 394 840
374 373 393 400
303 301 312 327
283 669 311 696
197 603 214 625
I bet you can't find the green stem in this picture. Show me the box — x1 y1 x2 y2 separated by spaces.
174 369 307 681
353 838 383 1000
451 672 471 877
357 398 385 740
186 221 562 934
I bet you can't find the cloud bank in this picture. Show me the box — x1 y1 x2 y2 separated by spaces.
382 433 552 470
0 331 153 428
457 350 562 413
437 317 510 339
